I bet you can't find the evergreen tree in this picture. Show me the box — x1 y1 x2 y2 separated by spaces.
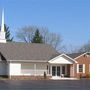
4 24 13 42
32 29 43 43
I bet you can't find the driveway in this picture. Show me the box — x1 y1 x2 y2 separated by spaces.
0 80 90 90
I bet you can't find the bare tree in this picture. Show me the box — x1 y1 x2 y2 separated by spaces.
65 44 80 54
16 26 36 43
78 41 90 53
16 26 62 50
39 28 62 50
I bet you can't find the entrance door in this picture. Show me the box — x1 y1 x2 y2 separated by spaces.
62 66 65 74
52 66 61 76
52 66 56 76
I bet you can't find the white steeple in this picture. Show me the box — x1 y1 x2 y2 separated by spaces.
0 9 6 43
1 9 5 32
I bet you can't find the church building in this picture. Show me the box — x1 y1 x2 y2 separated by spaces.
0 10 90 79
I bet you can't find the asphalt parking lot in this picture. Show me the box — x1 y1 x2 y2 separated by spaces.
0 80 90 90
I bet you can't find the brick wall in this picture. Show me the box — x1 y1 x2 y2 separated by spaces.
74 54 90 78
9 76 51 80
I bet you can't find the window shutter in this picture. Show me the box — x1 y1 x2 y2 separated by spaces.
77 64 79 73
83 64 85 73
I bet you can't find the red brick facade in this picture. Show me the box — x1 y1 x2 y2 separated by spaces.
73 54 90 78
10 76 51 80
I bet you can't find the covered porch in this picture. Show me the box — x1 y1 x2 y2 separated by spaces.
49 64 70 77
48 54 77 78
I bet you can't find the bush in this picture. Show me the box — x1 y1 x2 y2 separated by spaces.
86 73 90 79
79 74 82 79
44 72 47 79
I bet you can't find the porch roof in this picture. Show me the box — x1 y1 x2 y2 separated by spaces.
48 54 77 64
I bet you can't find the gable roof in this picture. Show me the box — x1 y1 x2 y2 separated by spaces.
67 52 90 59
48 53 77 64
0 42 59 61
67 53 84 59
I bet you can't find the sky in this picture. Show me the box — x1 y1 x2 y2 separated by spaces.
0 0 90 48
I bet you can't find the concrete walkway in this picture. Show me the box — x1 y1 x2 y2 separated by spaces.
51 76 78 80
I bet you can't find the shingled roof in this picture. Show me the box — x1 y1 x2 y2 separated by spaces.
67 53 83 59
67 52 90 59
0 42 60 61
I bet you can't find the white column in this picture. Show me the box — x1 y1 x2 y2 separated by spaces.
73 64 74 77
56 66 57 76
50 65 52 76
61 65 62 75
8 63 11 79
34 64 36 76
48 65 50 75
65 65 67 75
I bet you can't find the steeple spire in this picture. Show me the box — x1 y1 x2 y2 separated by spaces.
0 9 6 43
1 9 5 32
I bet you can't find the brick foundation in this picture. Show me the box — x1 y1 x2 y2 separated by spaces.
9 76 51 80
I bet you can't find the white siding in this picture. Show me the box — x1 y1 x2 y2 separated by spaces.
21 63 34 69
21 63 48 76
9 63 21 75
49 56 74 64
21 63 34 75
9 62 48 76
36 63 47 75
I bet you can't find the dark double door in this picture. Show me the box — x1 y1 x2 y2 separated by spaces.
52 66 61 76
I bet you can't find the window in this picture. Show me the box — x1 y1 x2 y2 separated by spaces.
49 66 50 74
79 64 83 73
62 66 65 74
77 64 85 73
47 65 48 70
47 65 48 74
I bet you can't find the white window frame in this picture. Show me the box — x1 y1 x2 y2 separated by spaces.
77 64 85 73
79 64 83 73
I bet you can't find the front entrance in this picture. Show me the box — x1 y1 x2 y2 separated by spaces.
52 65 66 76
52 66 61 76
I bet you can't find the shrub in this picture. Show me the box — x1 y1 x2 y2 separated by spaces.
44 72 47 79
79 74 82 79
86 73 90 79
